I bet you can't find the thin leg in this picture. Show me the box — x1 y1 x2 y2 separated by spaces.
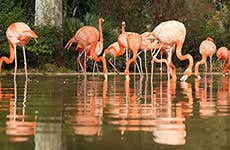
210 56 213 72
108 59 120 74
137 55 143 77
77 51 85 73
22 47 28 79
160 52 163 74
137 51 143 75
84 51 87 73
144 50 148 75
167 47 173 80
14 46 17 81
114 57 116 73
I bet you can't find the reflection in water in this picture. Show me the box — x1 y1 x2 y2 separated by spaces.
74 76 103 137
1 74 229 149
3 77 36 142
153 79 186 145
216 76 230 116
194 74 222 117
106 77 188 145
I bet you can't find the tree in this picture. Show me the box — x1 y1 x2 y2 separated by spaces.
35 0 64 66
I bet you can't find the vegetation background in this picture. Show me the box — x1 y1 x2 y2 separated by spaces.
0 0 229 73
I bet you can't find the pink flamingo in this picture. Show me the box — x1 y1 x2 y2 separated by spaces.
0 22 38 77
65 19 100 73
195 37 217 79
216 47 230 76
151 20 193 82
116 23 157 80
65 18 107 79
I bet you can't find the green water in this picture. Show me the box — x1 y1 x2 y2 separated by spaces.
0 74 229 150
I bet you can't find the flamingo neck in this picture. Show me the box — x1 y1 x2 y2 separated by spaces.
176 40 193 71
121 24 125 34
98 20 103 45
0 41 16 72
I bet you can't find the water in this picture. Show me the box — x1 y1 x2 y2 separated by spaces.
0 74 229 150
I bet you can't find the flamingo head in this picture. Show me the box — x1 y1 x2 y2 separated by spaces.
206 37 214 43
23 30 38 43
216 47 228 60
122 21 126 27
99 18 104 23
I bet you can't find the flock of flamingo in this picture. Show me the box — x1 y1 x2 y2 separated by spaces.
0 19 229 81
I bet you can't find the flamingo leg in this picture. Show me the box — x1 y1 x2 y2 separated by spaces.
137 51 143 75
167 47 173 80
135 60 142 78
160 52 163 73
14 46 17 81
210 56 213 72
84 50 87 73
144 50 148 75
77 51 85 73
22 47 28 79
151 48 157 80
137 54 143 76
108 59 120 74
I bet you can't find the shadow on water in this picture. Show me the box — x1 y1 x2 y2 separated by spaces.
0 73 229 150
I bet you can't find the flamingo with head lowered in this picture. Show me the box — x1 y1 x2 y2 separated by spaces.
150 20 194 82
0 22 38 77
195 37 217 79
65 19 100 73
65 18 107 79
216 47 230 76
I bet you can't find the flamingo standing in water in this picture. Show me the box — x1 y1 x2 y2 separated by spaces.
195 37 217 79
82 18 108 80
65 18 107 79
151 20 194 82
216 47 230 76
103 21 126 73
116 23 156 80
0 22 38 78
65 19 100 73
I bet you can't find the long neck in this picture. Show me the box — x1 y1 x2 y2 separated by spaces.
0 41 16 72
176 39 193 71
98 20 103 45
121 24 125 34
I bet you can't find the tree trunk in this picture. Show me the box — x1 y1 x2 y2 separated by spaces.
35 0 63 27
35 0 64 66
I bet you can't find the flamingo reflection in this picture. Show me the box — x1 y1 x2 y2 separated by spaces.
153 79 187 145
74 76 104 136
216 77 230 116
195 75 216 117
106 77 188 145
5 78 36 142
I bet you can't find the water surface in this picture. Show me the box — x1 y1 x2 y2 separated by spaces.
0 74 229 150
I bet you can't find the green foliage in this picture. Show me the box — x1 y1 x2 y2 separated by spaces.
0 0 25 53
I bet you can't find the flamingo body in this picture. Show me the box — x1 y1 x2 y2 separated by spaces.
195 38 217 79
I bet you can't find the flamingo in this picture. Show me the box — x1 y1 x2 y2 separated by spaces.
65 19 100 73
0 22 38 78
81 18 108 80
103 21 126 73
150 20 193 82
195 37 217 79
117 23 156 80
216 47 230 76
